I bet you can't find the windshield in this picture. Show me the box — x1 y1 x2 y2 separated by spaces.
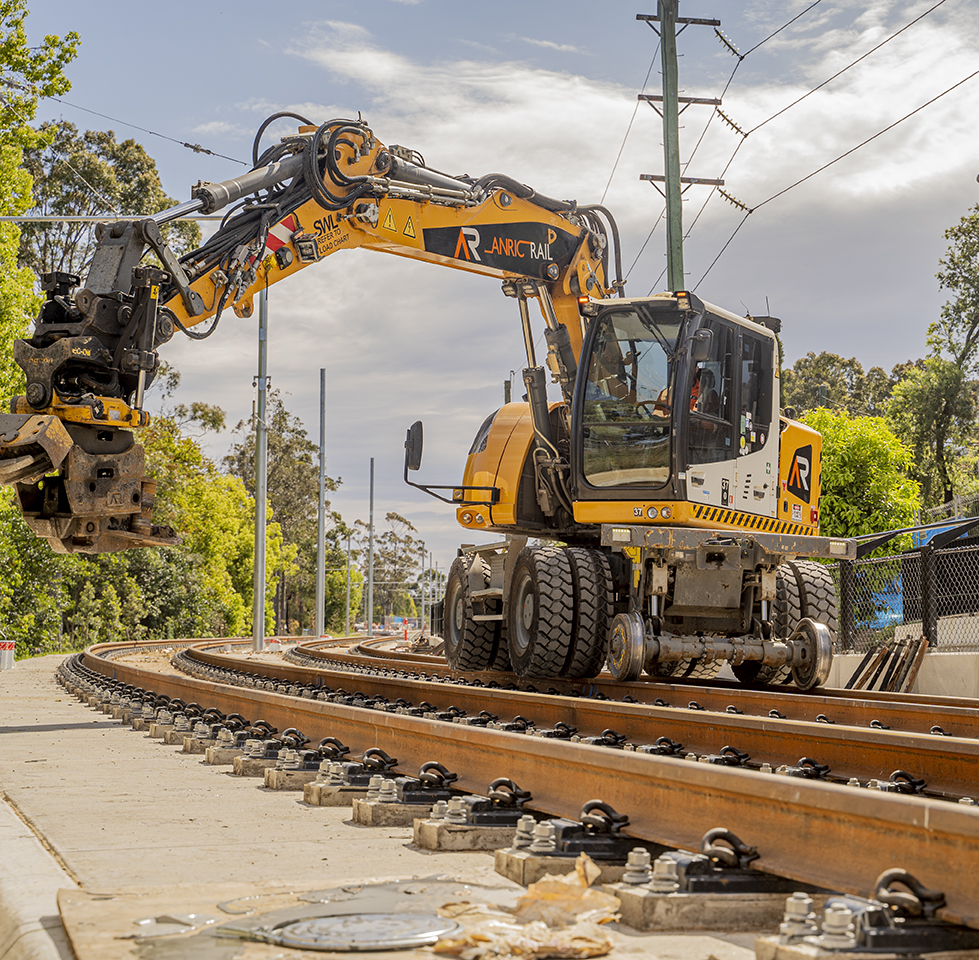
581 307 682 488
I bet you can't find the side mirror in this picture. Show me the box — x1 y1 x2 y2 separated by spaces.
404 420 423 472
690 328 713 363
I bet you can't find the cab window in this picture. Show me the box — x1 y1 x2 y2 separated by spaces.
688 318 735 465
581 308 680 488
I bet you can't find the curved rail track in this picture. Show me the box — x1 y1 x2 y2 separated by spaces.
62 637 979 930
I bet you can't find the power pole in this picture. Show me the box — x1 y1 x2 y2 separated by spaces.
345 533 352 637
251 288 269 652
638 2 723 290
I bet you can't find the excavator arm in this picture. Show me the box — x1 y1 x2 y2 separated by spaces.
0 116 622 554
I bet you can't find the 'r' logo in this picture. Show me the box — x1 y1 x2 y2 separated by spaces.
453 227 481 261
786 445 812 503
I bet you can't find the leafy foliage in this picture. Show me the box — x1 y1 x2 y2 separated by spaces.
356 511 427 620
0 1 78 399
887 358 978 507
224 390 350 633
18 121 200 278
804 408 919 550
781 352 904 418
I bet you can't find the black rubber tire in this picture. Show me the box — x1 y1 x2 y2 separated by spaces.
792 560 840 636
732 560 838 685
646 659 681 678
681 658 722 680
443 555 506 672
507 545 574 678
562 548 613 679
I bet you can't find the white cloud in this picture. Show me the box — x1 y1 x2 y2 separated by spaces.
192 120 247 137
518 37 584 54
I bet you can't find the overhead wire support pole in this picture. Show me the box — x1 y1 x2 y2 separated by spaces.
251 288 270 652
367 458 375 639
315 368 327 638
345 533 352 638
659 0 684 291
637 4 722 292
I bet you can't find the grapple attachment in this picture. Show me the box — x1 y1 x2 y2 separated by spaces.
0 413 178 554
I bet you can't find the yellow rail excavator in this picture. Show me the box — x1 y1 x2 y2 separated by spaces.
0 114 854 688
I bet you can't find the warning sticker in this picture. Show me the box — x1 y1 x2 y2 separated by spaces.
381 208 397 233
792 503 803 522
403 216 416 239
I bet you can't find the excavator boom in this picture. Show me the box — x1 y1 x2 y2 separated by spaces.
0 116 620 553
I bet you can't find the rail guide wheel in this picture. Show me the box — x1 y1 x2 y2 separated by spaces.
790 617 833 690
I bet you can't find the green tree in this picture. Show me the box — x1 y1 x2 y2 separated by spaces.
0 1 79 399
18 121 200 278
906 204 979 507
68 580 101 649
357 512 425 620
324 567 363 634
803 408 920 550
781 352 903 418
887 358 978 507
224 390 347 633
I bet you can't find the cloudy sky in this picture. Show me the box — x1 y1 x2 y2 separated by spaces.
27 0 979 569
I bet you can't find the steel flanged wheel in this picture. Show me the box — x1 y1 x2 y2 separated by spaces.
790 617 833 690
606 612 645 682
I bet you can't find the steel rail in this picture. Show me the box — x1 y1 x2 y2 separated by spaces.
179 644 979 798
296 639 979 738
77 643 979 929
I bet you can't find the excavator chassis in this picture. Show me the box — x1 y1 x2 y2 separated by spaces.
443 524 855 691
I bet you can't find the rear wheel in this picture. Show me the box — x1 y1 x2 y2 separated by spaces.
507 545 573 678
562 548 613 679
732 560 838 686
443 555 506 672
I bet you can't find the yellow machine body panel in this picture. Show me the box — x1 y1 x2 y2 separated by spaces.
455 402 543 533
777 418 822 533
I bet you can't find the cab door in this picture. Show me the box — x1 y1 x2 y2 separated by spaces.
733 328 778 519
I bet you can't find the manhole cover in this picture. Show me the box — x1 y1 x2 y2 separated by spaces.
272 913 463 951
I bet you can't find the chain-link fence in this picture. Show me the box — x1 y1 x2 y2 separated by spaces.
922 492 979 524
829 536 979 654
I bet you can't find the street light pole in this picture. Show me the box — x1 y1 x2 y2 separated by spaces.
315 367 327 637
251 287 269 652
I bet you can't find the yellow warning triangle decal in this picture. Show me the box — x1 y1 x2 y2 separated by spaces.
402 216 416 239
381 208 397 232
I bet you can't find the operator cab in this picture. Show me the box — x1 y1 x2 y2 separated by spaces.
571 292 779 523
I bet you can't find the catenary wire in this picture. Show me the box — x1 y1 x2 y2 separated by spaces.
683 0 951 264
44 95 247 165
692 66 979 289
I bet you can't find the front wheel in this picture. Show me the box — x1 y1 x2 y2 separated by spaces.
507 545 573 678
443 556 506 672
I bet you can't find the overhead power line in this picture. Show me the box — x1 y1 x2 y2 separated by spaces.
741 0 824 58
693 66 979 288
601 42 660 205
747 0 949 137
683 0 952 264
44 95 247 165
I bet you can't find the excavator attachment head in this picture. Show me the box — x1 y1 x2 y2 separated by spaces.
0 413 73 486
0 414 178 554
